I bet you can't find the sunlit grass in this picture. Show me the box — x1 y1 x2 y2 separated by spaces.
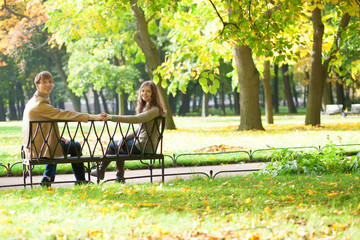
0 174 359 239
1 115 360 176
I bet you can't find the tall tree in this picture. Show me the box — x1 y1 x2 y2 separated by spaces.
130 0 175 129
263 60 273 124
273 64 280 113
281 64 297 113
45 0 176 128
0 0 82 111
157 0 304 130
305 7 352 125
233 46 264 130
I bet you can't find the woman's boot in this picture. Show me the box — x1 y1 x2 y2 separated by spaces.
115 160 125 183
90 160 111 180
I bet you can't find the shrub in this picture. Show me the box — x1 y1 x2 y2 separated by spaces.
258 144 360 176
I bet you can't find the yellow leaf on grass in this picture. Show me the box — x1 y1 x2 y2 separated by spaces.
264 206 271 214
267 189 272 195
246 231 260 240
357 203 360 210
306 189 317 195
333 209 343 214
328 192 339 198
87 230 102 238
245 198 252 204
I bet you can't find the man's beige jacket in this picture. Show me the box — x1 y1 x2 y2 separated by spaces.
22 91 89 159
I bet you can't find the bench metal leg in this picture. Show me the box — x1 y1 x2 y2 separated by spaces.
161 158 164 183
86 162 91 182
96 163 100 184
22 163 27 188
29 165 33 188
149 159 153 183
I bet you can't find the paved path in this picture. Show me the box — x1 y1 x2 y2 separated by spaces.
0 162 265 190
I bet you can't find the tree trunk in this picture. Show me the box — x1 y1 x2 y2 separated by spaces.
130 0 175 129
16 81 25 119
305 9 324 125
92 88 101 114
306 10 350 125
48 49 81 112
192 83 198 112
118 91 124 115
336 81 345 105
220 86 226 115
322 81 333 110
303 70 310 107
291 73 299 107
83 93 91 113
0 98 6 121
202 92 209 117
178 93 191 116
281 64 297 113
233 45 264 130
233 88 240 115
262 60 273 124
303 86 307 107
8 85 18 120
273 64 279 113
168 92 178 115
213 94 218 109
99 88 109 113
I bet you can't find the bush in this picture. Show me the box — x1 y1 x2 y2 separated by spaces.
258 144 360 176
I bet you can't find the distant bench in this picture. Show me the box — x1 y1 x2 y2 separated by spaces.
21 117 165 187
348 104 360 115
325 104 360 116
325 104 344 115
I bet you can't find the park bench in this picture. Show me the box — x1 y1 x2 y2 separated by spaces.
348 104 360 115
325 104 344 116
21 116 165 187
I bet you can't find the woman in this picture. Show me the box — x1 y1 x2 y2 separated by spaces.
91 80 166 182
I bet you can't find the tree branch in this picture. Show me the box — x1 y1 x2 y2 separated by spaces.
1 0 30 19
208 0 241 38
324 12 351 67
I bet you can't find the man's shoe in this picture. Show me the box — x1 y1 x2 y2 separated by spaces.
74 180 90 186
40 177 51 187
90 168 104 180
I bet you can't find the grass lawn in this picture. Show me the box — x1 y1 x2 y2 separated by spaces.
0 173 359 239
1 115 360 239
1 115 360 176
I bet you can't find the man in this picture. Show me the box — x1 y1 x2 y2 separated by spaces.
22 71 105 185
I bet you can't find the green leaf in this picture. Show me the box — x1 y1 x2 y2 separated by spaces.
202 72 209 78
153 75 160 84
201 85 209 93
199 77 207 86
209 85 217 94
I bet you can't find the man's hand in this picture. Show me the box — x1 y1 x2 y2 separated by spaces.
89 114 106 121
89 112 111 121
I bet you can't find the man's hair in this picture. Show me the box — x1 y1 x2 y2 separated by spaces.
34 71 54 84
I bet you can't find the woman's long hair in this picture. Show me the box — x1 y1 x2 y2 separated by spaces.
136 80 166 116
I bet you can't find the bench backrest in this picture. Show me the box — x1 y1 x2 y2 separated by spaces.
350 104 360 113
24 116 165 160
325 104 343 114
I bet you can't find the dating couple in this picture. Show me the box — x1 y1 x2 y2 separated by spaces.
22 71 165 185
